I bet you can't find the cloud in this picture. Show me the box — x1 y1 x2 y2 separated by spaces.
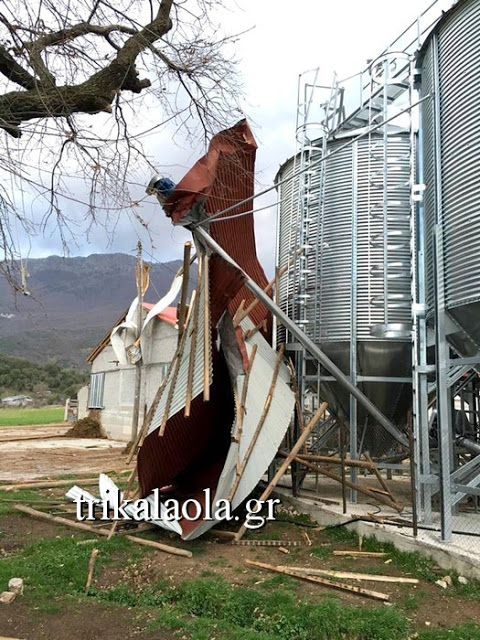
17 0 434 280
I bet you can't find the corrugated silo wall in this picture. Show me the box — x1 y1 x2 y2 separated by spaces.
276 133 411 347
420 0 480 350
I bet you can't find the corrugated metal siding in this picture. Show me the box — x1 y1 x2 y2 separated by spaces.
147 271 211 433
421 0 480 345
164 120 271 336
138 347 234 497
276 134 412 343
183 320 294 539
232 320 294 507
420 42 437 312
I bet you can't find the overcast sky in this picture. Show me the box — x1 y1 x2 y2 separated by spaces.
24 0 453 278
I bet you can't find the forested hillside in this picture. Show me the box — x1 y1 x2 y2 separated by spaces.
0 355 88 402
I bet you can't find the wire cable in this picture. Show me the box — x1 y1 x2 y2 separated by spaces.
192 95 430 229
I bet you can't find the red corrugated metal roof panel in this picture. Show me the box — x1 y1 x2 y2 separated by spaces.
142 303 177 327
163 119 271 335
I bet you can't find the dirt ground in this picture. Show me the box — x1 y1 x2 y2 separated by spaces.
0 425 126 481
0 428 479 638
0 508 479 638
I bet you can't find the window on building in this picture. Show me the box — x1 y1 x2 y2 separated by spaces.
159 363 169 381
88 372 105 409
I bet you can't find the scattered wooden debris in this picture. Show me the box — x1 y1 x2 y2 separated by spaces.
302 531 312 547
280 453 403 512
0 476 126 492
275 566 419 584
333 550 387 558
245 560 389 602
231 539 302 547
14 505 192 558
235 402 328 541
85 548 99 595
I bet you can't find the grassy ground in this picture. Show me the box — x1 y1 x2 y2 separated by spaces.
0 405 64 426
0 484 479 640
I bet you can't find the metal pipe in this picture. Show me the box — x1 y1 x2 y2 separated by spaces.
456 437 480 456
193 225 408 448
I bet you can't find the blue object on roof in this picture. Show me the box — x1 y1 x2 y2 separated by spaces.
154 177 176 197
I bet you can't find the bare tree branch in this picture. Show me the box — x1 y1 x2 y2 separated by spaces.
0 0 245 289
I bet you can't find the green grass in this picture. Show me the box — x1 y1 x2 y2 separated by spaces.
0 534 142 601
0 519 479 640
0 406 64 426
419 623 480 639
139 577 411 640
0 488 54 516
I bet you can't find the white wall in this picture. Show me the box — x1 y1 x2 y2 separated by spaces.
77 385 89 420
88 318 178 441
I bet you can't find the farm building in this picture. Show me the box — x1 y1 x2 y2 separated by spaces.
1 394 33 407
78 303 178 441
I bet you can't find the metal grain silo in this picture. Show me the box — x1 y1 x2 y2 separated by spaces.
418 0 480 352
276 131 412 453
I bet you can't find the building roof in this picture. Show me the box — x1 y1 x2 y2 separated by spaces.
86 304 177 364
142 303 177 328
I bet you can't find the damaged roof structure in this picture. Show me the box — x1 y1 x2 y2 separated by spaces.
134 119 295 539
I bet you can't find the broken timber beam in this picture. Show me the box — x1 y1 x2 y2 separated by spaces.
14 504 192 558
271 566 418 584
245 559 389 601
235 402 328 540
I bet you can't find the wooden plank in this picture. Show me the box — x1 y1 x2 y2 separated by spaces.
0 477 126 492
243 320 267 341
364 452 395 500
185 258 203 417
333 550 387 558
245 559 389 602
177 242 192 344
234 258 296 326
272 566 419 584
14 504 192 558
235 402 328 540
203 253 211 401
84 548 99 595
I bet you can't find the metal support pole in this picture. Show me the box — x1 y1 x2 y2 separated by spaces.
194 225 408 448
350 140 359 502
434 228 453 541
431 34 453 541
131 241 143 444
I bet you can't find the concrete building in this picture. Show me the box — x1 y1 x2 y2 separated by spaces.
1 395 33 407
78 304 178 441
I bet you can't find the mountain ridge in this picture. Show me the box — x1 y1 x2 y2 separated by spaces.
0 253 190 367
